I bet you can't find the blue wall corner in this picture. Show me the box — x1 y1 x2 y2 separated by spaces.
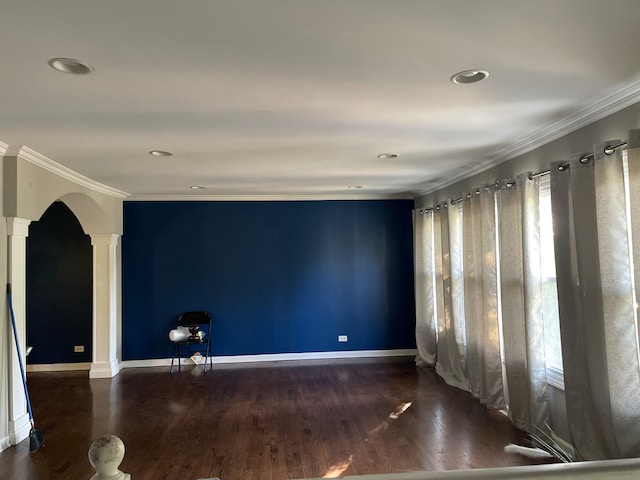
122 200 416 360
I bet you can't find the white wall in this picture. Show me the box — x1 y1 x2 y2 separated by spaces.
3 146 124 234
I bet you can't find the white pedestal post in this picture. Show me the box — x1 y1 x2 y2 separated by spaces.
89 234 121 379
88 435 130 480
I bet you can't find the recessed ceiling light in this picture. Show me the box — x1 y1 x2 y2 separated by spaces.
190 186 206 190
348 185 363 189
377 153 399 159
450 69 490 85
149 150 173 157
48 57 93 75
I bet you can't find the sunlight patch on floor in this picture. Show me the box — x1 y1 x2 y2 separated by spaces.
368 401 413 437
322 455 353 478
322 401 413 477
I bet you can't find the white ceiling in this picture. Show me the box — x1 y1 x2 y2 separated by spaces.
2 0 640 199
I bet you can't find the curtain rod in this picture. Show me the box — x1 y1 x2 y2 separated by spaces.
418 183 501 213
418 140 629 214
529 140 628 179
450 181 504 205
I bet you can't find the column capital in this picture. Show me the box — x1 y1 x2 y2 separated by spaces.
6 217 31 237
90 234 120 247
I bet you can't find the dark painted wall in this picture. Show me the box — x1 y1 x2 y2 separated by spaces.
26 201 93 364
122 200 416 360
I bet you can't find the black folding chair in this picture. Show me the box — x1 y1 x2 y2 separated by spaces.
169 311 212 373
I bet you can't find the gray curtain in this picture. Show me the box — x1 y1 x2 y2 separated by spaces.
413 209 437 368
434 203 469 390
551 133 640 460
463 188 505 409
499 174 550 433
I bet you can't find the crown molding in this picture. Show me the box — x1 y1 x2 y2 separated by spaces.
127 192 415 201
0 142 8 156
418 76 640 197
6 145 130 199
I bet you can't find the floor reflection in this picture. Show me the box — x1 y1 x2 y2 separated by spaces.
323 401 413 477
322 454 353 478
368 401 413 438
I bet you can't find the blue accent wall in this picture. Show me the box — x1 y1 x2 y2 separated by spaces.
122 200 416 360
26 201 93 364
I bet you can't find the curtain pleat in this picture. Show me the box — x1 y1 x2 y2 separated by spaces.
413 209 437 368
433 207 446 371
479 187 505 409
464 194 483 399
464 189 505 408
449 202 468 381
498 174 549 433
434 204 469 390
551 137 640 460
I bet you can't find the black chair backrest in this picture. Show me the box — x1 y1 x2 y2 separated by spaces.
177 311 211 327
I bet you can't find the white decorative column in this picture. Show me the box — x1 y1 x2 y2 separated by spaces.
90 234 121 378
6 217 31 444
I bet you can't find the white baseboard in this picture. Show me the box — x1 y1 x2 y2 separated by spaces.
26 362 91 372
90 359 121 378
0 435 10 453
24 350 418 373
121 349 417 369
9 413 30 445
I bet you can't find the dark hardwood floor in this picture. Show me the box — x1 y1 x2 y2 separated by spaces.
0 357 554 480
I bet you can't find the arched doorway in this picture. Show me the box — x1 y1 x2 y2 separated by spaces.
3 145 126 446
26 202 93 368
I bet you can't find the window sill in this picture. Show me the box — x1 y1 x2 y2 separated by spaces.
546 366 565 391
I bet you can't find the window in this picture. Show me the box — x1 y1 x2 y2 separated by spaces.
621 151 640 366
539 176 564 387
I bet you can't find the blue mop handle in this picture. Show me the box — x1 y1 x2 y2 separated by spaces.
7 284 35 424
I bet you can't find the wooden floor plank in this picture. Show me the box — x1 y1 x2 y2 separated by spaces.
0 357 555 479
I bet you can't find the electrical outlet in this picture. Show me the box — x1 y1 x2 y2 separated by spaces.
338 335 348 342
74 345 85 353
